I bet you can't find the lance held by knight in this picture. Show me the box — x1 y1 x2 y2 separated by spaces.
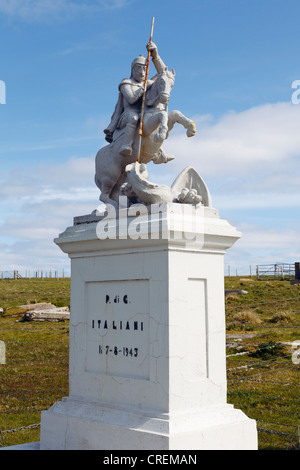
103 41 167 156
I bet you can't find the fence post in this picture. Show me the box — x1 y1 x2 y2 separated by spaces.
0 341 6 365
295 262 300 280
0 427 5 447
256 265 260 280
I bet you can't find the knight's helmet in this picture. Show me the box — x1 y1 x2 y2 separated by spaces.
131 55 147 77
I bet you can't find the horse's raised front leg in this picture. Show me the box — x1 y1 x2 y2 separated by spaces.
167 110 196 137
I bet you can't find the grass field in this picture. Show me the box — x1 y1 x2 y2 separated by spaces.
0 278 70 447
0 276 299 449
224 276 300 449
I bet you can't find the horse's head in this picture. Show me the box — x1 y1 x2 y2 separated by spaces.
146 67 175 107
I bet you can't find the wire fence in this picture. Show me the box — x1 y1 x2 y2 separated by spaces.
225 262 299 280
0 270 70 280
0 298 299 449
256 263 296 280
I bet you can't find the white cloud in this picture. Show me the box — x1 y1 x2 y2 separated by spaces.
0 154 100 271
213 191 300 210
0 151 111 264
0 239 70 273
164 102 300 177
237 223 300 250
0 156 97 201
224 222 300 273
159 101 300 215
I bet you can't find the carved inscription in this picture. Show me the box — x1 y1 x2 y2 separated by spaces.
98 345 139 357
91 319 144 331
105 294 128 304
85 280 149 379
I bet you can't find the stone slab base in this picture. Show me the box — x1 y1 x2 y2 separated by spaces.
40 398 257 450
0 442 40 450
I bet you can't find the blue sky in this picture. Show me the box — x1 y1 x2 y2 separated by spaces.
0 0 300 275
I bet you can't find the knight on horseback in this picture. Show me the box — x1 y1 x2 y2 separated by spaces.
95 38 196 208
103 41 166 157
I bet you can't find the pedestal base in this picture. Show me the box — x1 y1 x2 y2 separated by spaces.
41 398 257 450
39 204 257 450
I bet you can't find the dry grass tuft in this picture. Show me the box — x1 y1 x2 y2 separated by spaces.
232 310 262 324
269 312 295 324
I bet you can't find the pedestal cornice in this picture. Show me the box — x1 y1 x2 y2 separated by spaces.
55 204 241 256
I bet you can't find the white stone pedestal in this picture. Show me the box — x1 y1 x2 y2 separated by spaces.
40 203 257 450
